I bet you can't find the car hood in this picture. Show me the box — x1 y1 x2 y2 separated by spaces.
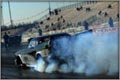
15 48 35 56
15 43 46 56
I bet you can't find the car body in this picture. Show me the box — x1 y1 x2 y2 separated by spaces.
14 33 71 68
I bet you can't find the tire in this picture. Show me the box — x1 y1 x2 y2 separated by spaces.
15 56 27 69
36 54 42 60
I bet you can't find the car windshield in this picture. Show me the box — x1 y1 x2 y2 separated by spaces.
28 40 38 48
28 38 50 49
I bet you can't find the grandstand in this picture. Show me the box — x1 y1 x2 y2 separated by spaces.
1 1 119 42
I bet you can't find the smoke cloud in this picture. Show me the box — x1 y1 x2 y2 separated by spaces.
47 29 118 76
33 28 118 76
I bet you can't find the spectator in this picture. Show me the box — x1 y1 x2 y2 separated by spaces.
117 13 119 19
98 11 102 15
3 32 9 49
63 19 65 23
49 11 54 15
83 21 89 30
40 21 43 24
61 15 63 19
38 28 42 36
107 4 112 9
76 7 80 11
47 17 50 20
57 21 62 30
55 9 58 15
86 7 91 12
57 17 60 21
76 6 83 11
51 23 54 26
104 12 108 17
80 6 83 10
108 17 114 27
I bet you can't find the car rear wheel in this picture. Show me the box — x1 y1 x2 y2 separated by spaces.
36 54 42 60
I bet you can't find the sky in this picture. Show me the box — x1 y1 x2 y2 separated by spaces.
2 2 77 26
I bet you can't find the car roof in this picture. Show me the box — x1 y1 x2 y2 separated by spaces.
31 33 71 41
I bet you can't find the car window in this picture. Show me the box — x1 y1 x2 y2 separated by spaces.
39 40 50 49
28 40 38 48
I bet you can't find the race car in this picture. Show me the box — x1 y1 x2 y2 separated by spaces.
14 33 71 68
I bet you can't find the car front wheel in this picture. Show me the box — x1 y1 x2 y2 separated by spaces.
15 56 27 69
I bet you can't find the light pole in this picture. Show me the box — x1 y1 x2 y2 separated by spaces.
48 0 51 15
8 0 13 27
0 0 2 26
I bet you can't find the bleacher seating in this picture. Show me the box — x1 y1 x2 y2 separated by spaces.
1 1 119 42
